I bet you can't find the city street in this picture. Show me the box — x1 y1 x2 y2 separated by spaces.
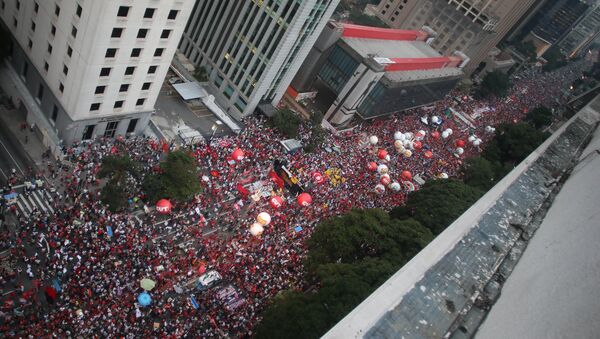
0 111 36 185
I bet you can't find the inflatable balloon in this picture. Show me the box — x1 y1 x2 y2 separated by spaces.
377 164 389 174
384 154 391 162
368 162 378 171
404 140 413 150
312 172 325 184
401 170 412 181
389 182 401 191
404 150 412 158
394 140 404 149
231 148 245 162
413 141 422 150
377 149 388 160
473 139 482 146
431 116 440 124
369 136 379 145
416 130 426 140
380 175 391 186
445 128 453 135
431 131 440 140
156 199 172 214
269 196 284 209
455 140 466 148
424 150 433 159
439 173 449 179
456 147 464 155
297 193 312 207
250 223 264 236
441 131 450 139
257 212 271 226
402 181 415 192
375 184 386 194
404 132 414 140
468 135 476 143
394 132 404 140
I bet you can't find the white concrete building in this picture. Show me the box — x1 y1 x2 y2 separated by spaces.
179 0 340 120
0 0 193 146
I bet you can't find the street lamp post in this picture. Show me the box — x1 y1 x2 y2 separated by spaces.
209 120 223 143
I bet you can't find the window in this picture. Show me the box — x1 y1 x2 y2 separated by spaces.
54 4 60 17
51 105 58 122
105 48 117 58
76 4 82 17
34 2 38 13
124 66 135 75
21 63 27 77
126 119 138 133
30 20 35 32
2 1 5 11
16 0 19 10
111 28 123 38
137 29 148 39
95 85 105 94
141 82 151 90
148 65 157 74
63 65 68 75
51 25 56 36
119 84 129 92
71 25 77 38
117 6 130 17
104 121 119 138
44 61 48 71
27 39 32 49
143 8 155 19
67 45 72 57
90 103 100 111
36 84 43 101
47 43 52 54
168 10 178 20
100 67 111 77
114 100 123 108
13 17 17 28
136 98 145 106
82 125 95 140
154 48 164 57
131 48 142 57
59 82 64 93
160 29 171 39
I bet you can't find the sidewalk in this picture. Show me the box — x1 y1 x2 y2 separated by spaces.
0 106 46 169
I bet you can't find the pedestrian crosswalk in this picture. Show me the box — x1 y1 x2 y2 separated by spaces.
15 189 55 217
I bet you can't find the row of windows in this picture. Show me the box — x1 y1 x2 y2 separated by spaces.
90 98 146 112
111 27 172 39
117 6 179 20
94 81 153 95
105 47 165 58
99 65 159 77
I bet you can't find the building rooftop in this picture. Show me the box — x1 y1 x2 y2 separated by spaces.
323 95 600 338
343 38 441 60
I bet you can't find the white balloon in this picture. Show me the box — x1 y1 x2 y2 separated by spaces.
404 140 414 149
445 128 453 135
442 131 450 139
473 139 482 146
404 132 414 140
404 150 413 158
468 135 476 143
456 147 464 155
257 212 271 226
431 116 440 124
394 132 404 140
249 223 264 236
380 173 391 180
440 173 449 179
369 136 379 145
394 140 404 149
385 154 391 162
375 184 386 194
377 164 389 174
389 182 401 191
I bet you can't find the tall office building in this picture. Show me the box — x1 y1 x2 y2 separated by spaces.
0 0 194 146
373 0 537 74
179 0 340 120
559 3 600 58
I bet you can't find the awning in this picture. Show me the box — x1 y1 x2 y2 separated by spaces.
172 82 208 101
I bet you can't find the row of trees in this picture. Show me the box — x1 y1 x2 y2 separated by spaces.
99 150 201 212
270 109 326 153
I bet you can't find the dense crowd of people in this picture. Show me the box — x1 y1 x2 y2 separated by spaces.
0 59 590 337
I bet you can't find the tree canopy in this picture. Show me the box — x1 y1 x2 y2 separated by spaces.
514 40 537 61
542 47 567 72
526 106 553 129
98 155 139 212
142 150 201 203
271 108 302 139
482 122 550 165
391 180 483 235
478 70 511 98
462 156 500 191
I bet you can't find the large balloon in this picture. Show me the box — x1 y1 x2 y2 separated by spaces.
473 139 482 146
445 128 453 135
156 199 172 214
394 140 404 149
375 184 386 194
377 164 389 174
431 131 440 140
394 132 404 140
369 136 379 145
404 132 414 140
250 223 264 236
455 140 466 148
431 116 440 124
367 162 378 171
269 196 284 209
312 172 325 184
404 140 413 150
257 212 271 226
389 182 401 191
413 141 422 150
416 130 426 140
456 147 464 155
439 172 449 179
297 193 312 207
402 181 415 192
377 149 388 160
401 170 412 181
231 148 245 162
468 135 476 143
380 175 391 186
404 150 412 158
441 131 450 139
424 150 433 159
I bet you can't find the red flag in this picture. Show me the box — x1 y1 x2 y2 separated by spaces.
269 171 285 189
236 183 250 199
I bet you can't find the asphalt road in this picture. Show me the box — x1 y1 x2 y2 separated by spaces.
0 118 35 185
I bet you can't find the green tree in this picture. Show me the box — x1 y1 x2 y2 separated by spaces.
392 180 483 235
462 157 500 191
542 47 567 72
160 150 201 202
98 155 139 212
271 108 302 139
514 40 537 61
482 123 549 165
478 70 511 98
526 106 553 129
141 173 167 204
